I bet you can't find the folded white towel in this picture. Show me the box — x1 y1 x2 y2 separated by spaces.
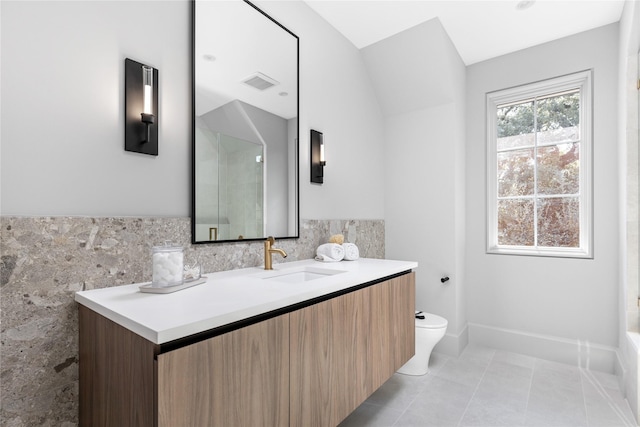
315 243 345 262
342 243 360 261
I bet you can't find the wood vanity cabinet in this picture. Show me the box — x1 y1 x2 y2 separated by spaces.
78 271 415 427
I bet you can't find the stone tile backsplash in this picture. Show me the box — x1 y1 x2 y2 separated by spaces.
0 216 384 426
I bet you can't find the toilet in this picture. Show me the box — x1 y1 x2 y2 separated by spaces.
397 312 448 376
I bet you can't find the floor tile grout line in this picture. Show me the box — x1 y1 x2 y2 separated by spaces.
392 356 452 427
389 377 422 427
455 348 496 426
522 357 537 425
580 367 637 427
579 365 591 427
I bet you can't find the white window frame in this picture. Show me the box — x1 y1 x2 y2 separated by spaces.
486 70 593 258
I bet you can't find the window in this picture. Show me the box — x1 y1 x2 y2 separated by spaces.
486 71 592 258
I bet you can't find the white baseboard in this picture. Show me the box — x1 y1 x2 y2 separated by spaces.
467 322 619 374
434 324 469 358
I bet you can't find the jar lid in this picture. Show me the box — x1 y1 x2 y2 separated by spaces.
152 241 183 252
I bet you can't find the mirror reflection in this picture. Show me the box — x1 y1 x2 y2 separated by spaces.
193 0 299 243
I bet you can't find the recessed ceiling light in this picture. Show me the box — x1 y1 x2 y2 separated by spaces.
516 0 536 11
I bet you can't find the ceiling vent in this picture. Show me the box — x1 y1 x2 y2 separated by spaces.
242 72 279 91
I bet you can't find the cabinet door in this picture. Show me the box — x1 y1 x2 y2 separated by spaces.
78 306 157 427
157 314 289 427
289 287 370 427
290 273 415 427
370 272 416 390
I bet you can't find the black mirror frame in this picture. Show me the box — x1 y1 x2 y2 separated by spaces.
190 0 300 245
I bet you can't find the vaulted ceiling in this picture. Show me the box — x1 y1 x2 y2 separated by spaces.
304 0 625 65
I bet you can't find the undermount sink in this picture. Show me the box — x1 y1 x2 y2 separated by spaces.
256 266 346 284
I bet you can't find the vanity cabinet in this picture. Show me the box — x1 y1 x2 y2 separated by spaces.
78 271 415 427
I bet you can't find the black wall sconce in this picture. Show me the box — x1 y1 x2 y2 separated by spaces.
125 58 158 155
310 129 325 184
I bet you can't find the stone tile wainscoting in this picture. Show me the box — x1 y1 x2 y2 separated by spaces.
0 216 385 426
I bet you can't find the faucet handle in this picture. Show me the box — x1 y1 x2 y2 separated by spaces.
266 236 275 245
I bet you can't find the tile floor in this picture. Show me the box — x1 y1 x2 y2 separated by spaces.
339 345 638 427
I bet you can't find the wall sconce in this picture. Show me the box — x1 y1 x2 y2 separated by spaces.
125 58 158 155
310 129 325 184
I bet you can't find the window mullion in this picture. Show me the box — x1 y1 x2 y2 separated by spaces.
533 98 539 249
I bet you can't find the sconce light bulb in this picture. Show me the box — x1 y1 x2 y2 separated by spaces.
143 85 152 114
320 142 325 165
142 65 153 115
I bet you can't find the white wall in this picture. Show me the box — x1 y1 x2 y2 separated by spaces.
384 103 467 355
466 24 621 371
0 0 386 222
1 0 191 217
366 18 467 356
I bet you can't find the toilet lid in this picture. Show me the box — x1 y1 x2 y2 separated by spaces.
416 313 448 329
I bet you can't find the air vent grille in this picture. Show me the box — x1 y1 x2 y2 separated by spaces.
242 72 278 91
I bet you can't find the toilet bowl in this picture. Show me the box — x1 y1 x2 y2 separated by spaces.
397 312 448 376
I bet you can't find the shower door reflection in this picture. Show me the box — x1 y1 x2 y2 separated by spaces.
195 128 264 241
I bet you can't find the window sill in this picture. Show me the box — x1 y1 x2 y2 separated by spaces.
487 245 593 259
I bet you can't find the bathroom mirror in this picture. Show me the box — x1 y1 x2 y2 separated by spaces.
192 0 299 244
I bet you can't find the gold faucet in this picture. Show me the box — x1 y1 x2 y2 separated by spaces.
264 236 287 270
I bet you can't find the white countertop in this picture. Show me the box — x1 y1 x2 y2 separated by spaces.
75 258 418 344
